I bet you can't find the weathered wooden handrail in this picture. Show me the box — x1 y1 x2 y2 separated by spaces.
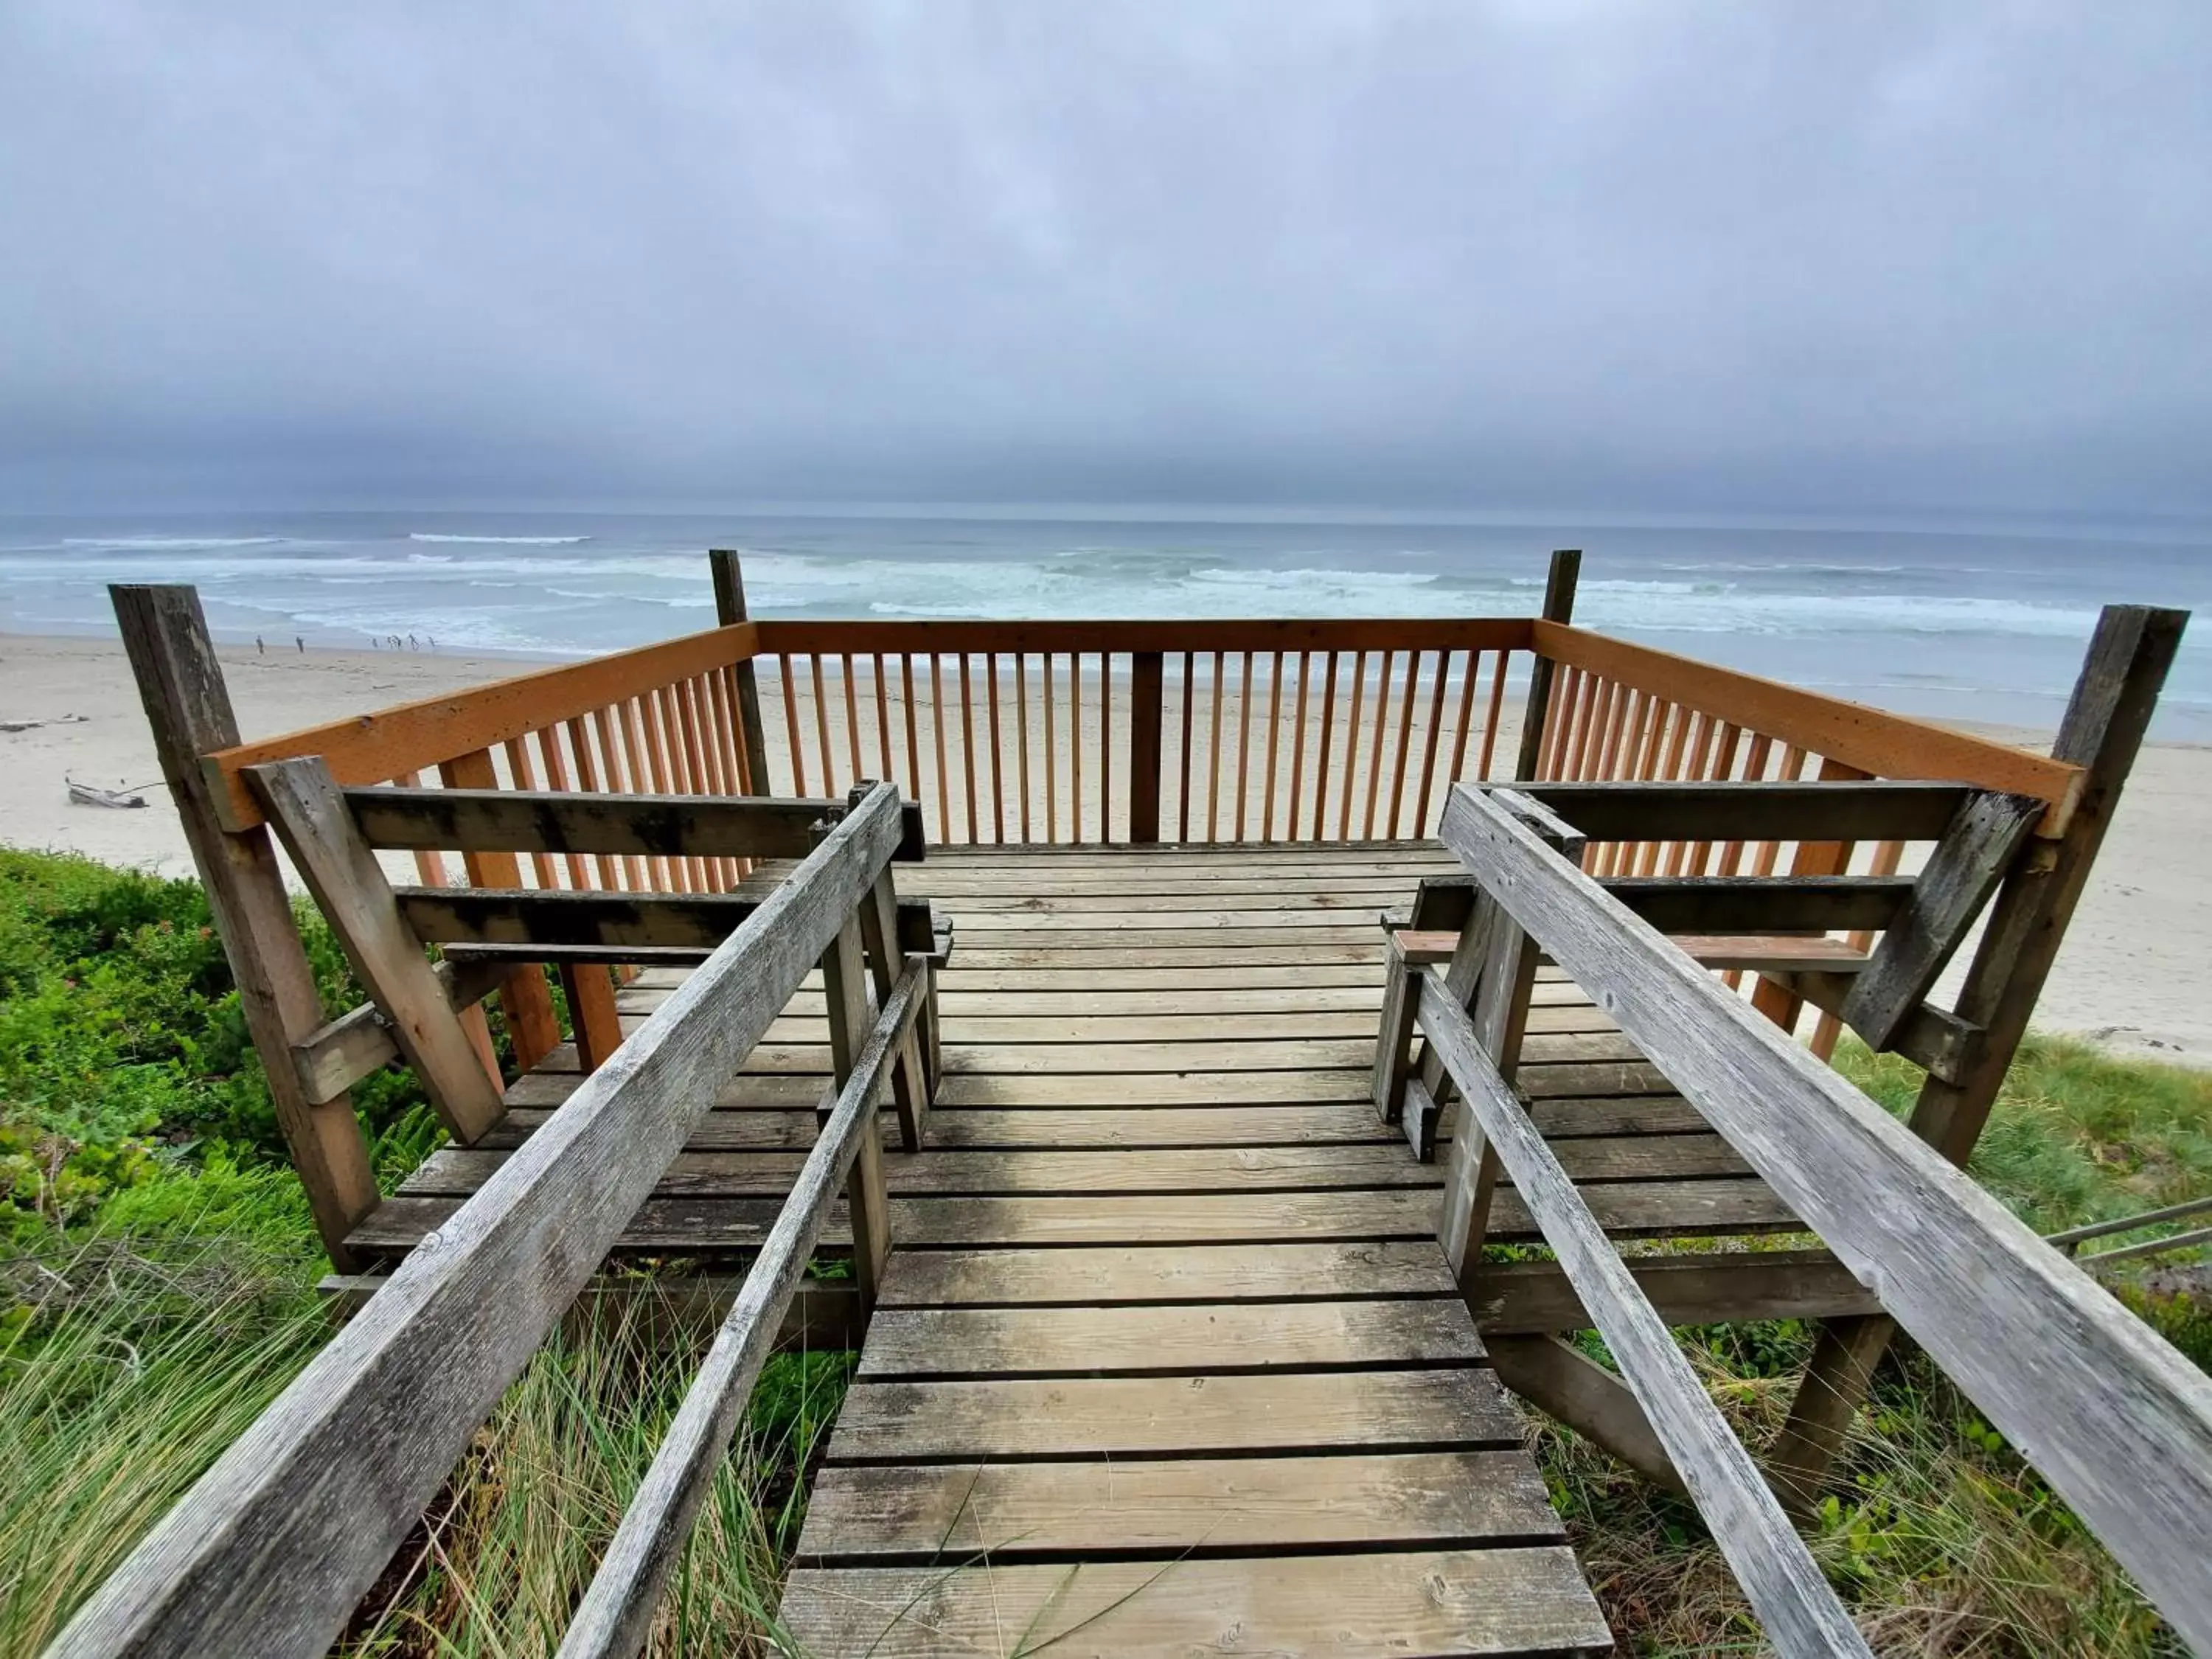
557 961 925 1658
46 782 910 1659
1417 967 1871 1658
1436 782 2212 1650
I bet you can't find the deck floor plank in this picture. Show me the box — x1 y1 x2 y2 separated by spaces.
342 839 1857 1653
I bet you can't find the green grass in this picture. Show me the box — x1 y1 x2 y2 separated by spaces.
3 845 2208 1655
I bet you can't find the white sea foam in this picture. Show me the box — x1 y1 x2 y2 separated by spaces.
407 533 594 546
60 535 285 551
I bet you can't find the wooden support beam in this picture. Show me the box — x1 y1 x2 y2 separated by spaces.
560 963 625 1074
1757 967 1980 1085
1515 779 1973 844
1487 1335 1687 1495
1438 792 1584 1285
1773 604 2191 1515
1471 1251 1879 1335
1404 869 1912 936
111 586 379 1271
710 549 772 793
291 956 512 1105
343 785 925 864
1840 791 2041 1050
1514 549 1581 780
249 759 507 1144
821 917 892 1310
1439 778 2212 1649
858 865 928 1150
1371 930 1424 1127
47 784 906 1659
1417 967 1869 1657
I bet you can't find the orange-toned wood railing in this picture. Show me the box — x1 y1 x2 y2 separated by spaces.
742 620 1533 846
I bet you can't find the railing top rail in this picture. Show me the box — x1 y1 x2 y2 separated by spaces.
198 621 759 831
1438 781 2212 1650
749 616 1538 654
1534 621 2084 827
48 779 907 1659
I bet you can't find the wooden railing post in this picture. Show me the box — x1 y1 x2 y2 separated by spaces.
111 586 378 1272
1436 792 1586 1290
1770 603 2189 1514
821 914 891 1310
1514 549 1582 781
709 549 772 793
1128 650 1164 843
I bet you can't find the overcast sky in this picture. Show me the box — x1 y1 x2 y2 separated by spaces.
2 3 2208 518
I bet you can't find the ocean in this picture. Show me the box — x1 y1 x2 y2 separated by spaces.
2 508 2207 740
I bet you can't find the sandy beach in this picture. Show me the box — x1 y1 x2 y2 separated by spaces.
5 629 2208 1065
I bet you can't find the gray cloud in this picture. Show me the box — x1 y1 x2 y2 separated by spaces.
2 1 2208 515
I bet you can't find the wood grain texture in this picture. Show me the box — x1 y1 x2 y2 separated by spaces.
1440 779 2212 1650
203 621 757 830
556 960 922 1659
1839 790 2040 1048
1418 967 1868 1657
855 1298 1481 1377
111 587 379 1269
48 784 906 1659
797 1450 1561 1562
1533 620 2082 825
250 759 507 1143
344 785 923 862
779 1548 1610 1656
878 1240 1455 1305
826 1367 1521 1461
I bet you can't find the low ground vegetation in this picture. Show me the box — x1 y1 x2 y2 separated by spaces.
1 847 2205 1655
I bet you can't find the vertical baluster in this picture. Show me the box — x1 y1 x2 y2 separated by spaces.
617 698 669 889
1537 665 1580 779
1715 731 1770 878
1201 650 1222 841
718 665 754 796
1099 652 1112 844
1559 669 1598 780
901 656 922 810
1014 653 1032 841
1388 648 1425 839
958 653 979 844
1042 650 1058 844
533 727 590 890
1442 650 1478 807
686 676 736 889
1338 650 1367 840
660 684 709 891
1177 651 1196 843
1688 721 1742 876
810 654 837 803
841 653 864 790
1313 651 1340 841
778 655 807 796
1362 650 1394 840
499 736 560 890
1068 652 1083 846
580 709 630 889
1286 650 1311 841
1664 712 1716 876
1627 700 1680 876
1413 649 1450 835
678 678 726 891
1234 650 1253 841
986 652 1006 844
1478 649 1511 781
1262 650 1285 841
1635 703 1693 876
930 655 952 844
874 652 894 783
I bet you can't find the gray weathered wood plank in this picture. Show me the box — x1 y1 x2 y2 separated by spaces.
47 782 905 1659
1440 780 2212 1651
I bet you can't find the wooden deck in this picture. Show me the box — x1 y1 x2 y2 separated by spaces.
341 838 1845 1653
